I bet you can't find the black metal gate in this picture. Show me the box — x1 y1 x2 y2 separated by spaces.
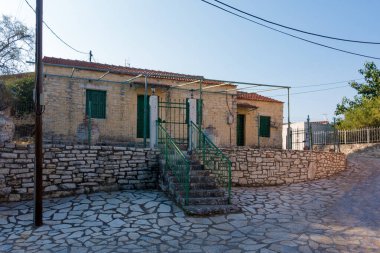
158 98 189 148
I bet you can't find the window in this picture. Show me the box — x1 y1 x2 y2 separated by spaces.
259 116 271 137
86 89 106 119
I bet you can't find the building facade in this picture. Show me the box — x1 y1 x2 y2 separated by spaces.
42 57 284 148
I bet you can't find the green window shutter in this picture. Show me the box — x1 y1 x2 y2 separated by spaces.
196 99 202 124
259 116 271 138
186 98 189 124
86 90 106 119
236 114 245 146
137 95 150 138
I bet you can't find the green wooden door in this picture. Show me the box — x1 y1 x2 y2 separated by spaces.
137 95 150 138
236 114 245 146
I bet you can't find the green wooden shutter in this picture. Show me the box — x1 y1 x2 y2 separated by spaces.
137 95 150 138
86 90 106 119
259 116 271 137
186 98 189 124
196 99 202 124
236 114 245 146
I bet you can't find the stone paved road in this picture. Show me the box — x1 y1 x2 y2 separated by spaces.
1 156 379 252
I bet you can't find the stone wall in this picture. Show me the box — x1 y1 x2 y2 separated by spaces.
222 147 346 186
315 143 380 155
0 143 159 202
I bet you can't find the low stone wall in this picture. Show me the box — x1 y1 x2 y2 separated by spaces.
315 143 380 155
0 143 159 202
221 147 346 186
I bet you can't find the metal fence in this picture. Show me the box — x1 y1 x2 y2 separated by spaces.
290 126 380 151
289 128 308 150
10 101 35 143
338 127 380 144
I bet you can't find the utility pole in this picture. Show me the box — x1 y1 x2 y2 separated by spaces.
34 0 44 227
89 50 93 62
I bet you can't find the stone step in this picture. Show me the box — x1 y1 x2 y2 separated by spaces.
190 169 209 177
189 181 218 190
185 196 229 205
183 204 241 216
190 164 204 170
182 189 226 198
165 173 217 186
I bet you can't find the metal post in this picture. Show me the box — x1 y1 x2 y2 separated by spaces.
89 50 93 62
149 95 158 148
34 0 43 227
344 130 347 144
199 80 203 129
333 117 336 152
143 76 148 147
306 115 310 150
287 88 291 149
367 128 370 143
88 101 92 146
257 114 260 148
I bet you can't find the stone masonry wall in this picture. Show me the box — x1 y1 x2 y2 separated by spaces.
315 143 380 155
0 143 159 202
222 147 346 186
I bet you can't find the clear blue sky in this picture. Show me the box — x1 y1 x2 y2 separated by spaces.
1 0 380 122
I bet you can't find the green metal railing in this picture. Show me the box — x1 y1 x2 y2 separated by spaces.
157 122 190 205
189 122 232 204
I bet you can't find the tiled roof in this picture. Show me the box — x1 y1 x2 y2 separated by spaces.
237 92 283 103
237 102 258 109
42 57 282 104
42 57 222 85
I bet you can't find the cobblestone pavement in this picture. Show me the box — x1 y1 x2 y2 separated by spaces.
1 156 379 252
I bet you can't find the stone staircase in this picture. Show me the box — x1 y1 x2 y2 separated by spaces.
159 154 240 216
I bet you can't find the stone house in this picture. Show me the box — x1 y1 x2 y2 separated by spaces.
41 57 284 148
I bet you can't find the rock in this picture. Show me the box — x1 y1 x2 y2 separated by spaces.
0 111 14 144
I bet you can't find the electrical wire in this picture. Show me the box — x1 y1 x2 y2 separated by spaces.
200 0 380 60
24 0 88 55
214 0 380 45
293 78 364 89
270 84 350 97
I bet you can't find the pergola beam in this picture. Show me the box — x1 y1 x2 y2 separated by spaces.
97 71 110 80
172 79 202 88
206 78 291 89
125 74 143 83
202 82 230 90
70 68 76 78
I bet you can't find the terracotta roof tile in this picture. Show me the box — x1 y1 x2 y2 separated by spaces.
237 92 283 103
237 102 258 109
43 57 222 85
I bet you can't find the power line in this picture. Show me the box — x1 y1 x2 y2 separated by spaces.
270 84 350 97
236 78 364 93
214 0 380 45
293 78 364 89
24 0 88 55
200 0 380 60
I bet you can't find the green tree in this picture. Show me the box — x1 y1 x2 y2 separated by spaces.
0 81 13 111
337 97 380 129
6 76 35 115
0 15 34 74
335 62 380 115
